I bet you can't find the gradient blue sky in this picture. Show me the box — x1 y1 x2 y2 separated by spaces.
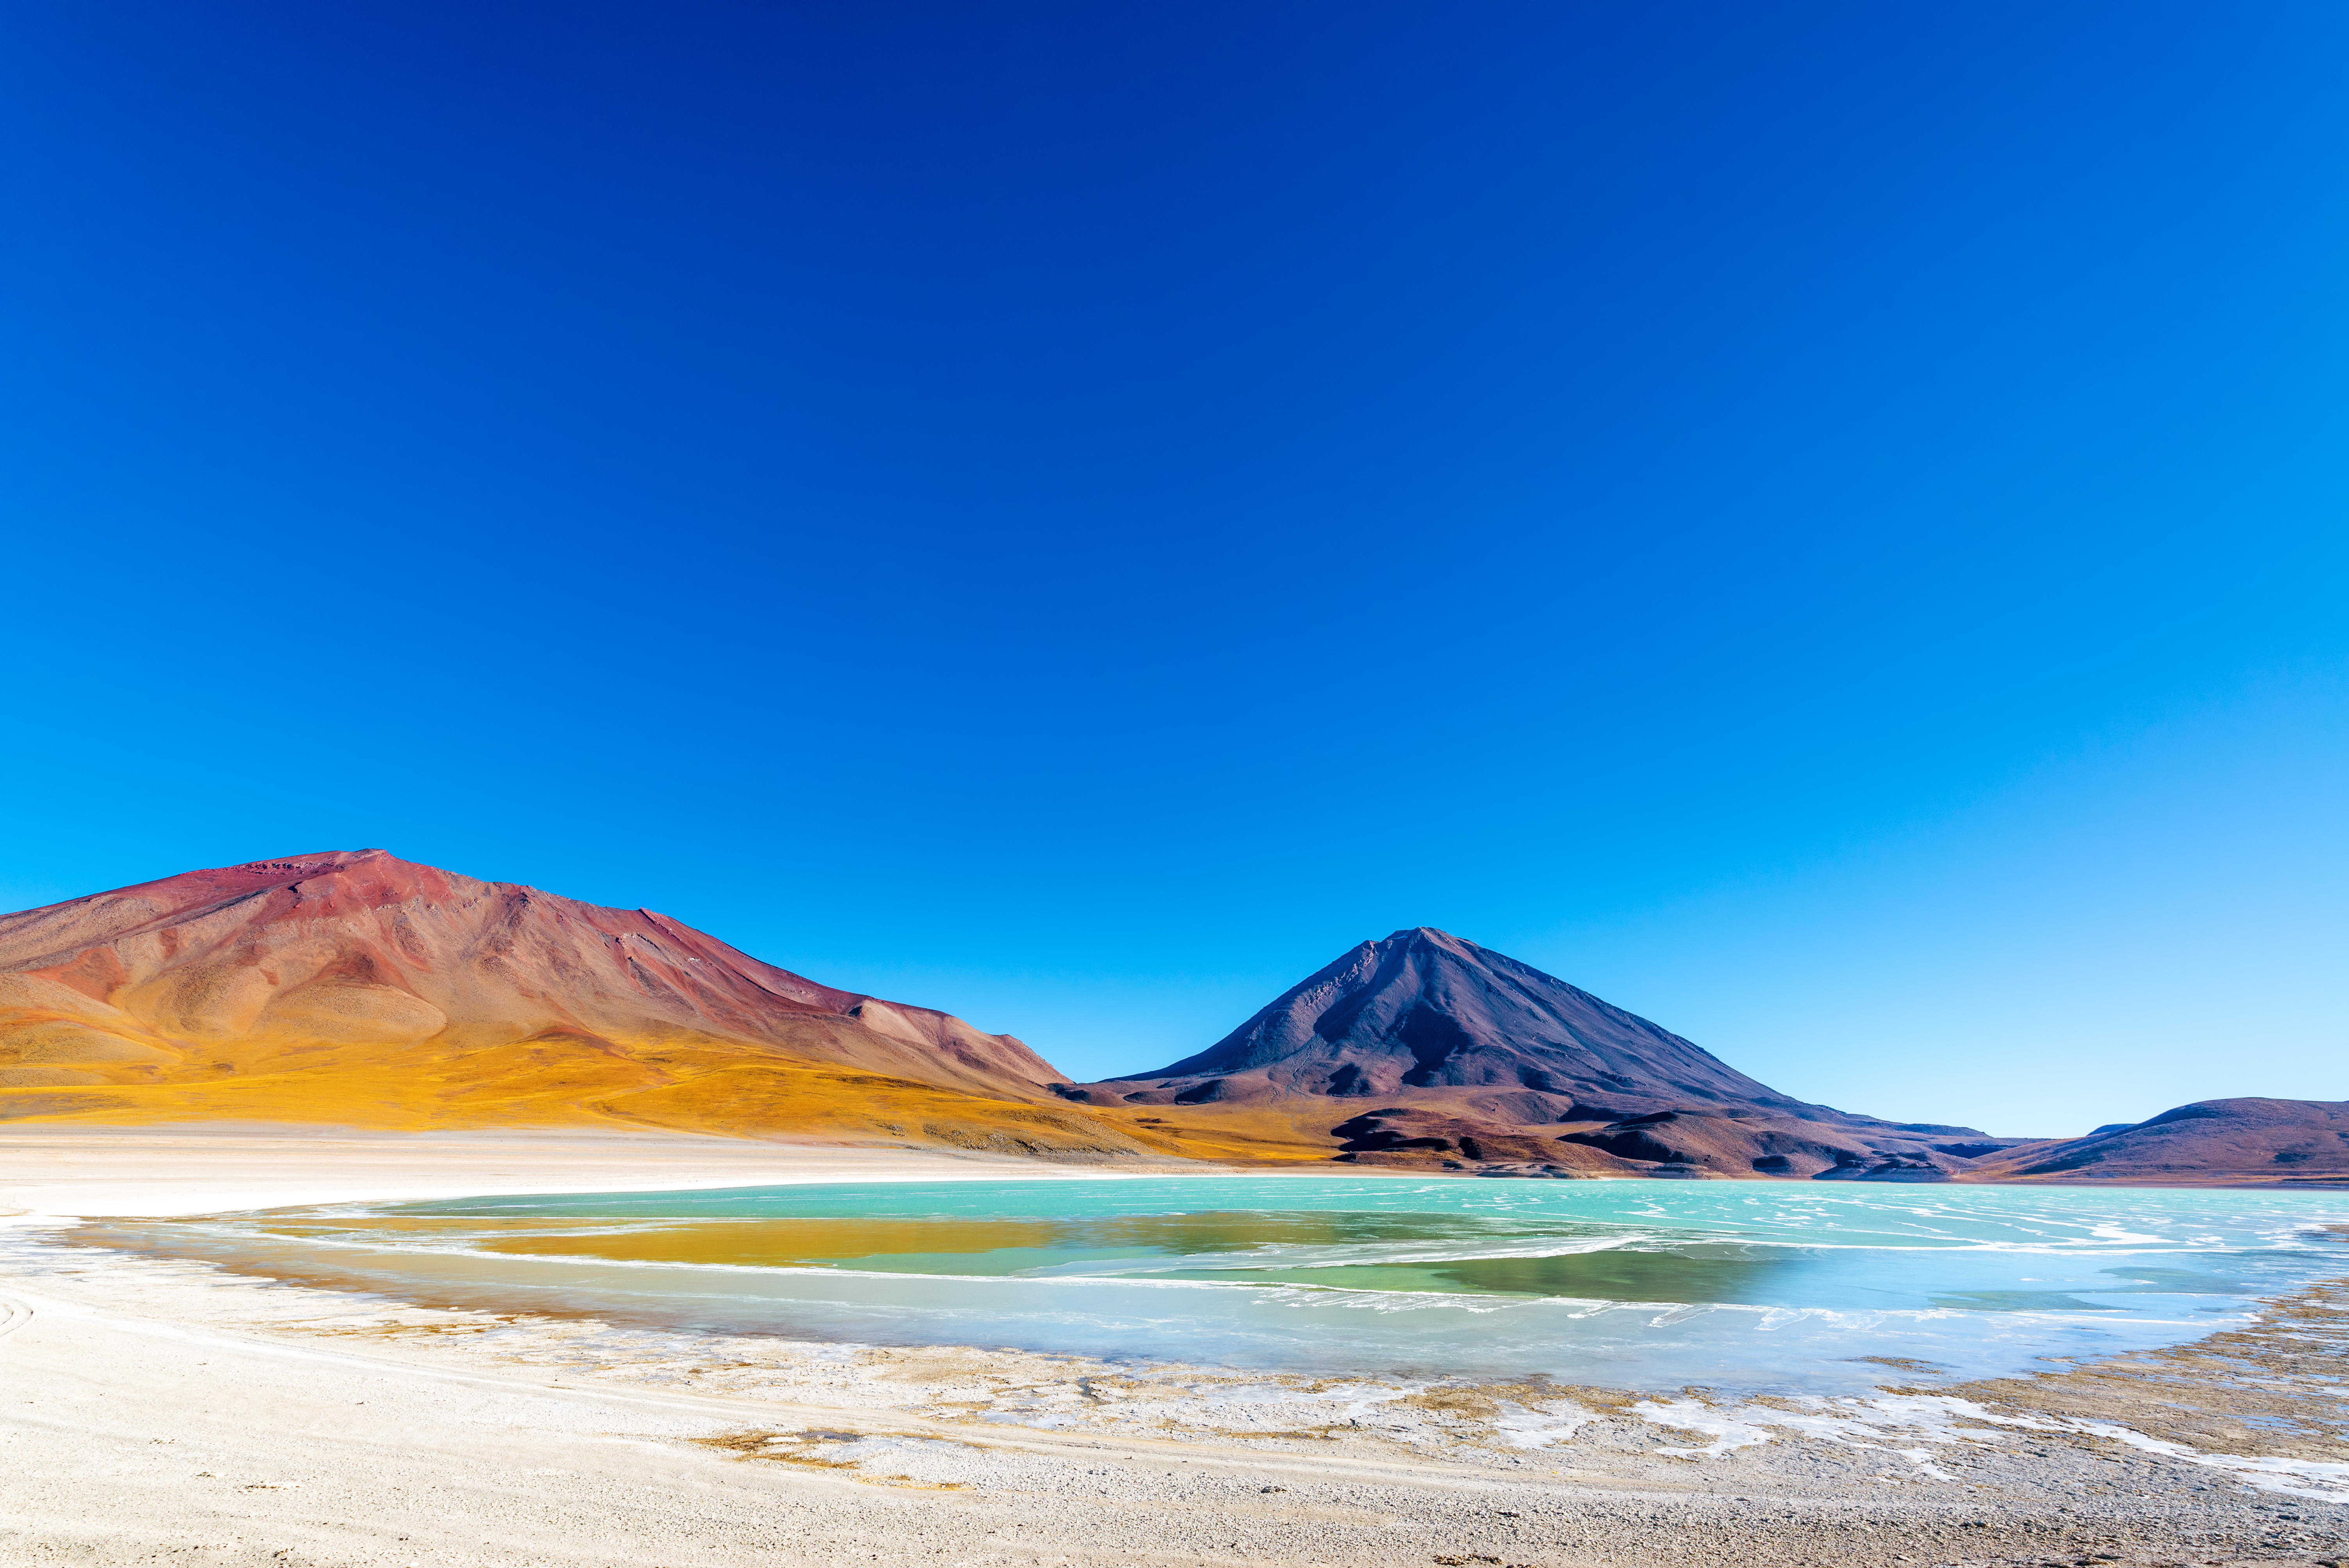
4 2 2343 1136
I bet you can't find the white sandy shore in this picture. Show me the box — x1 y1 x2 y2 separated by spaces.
0 1124 1233 1220
3 1128 2343 1568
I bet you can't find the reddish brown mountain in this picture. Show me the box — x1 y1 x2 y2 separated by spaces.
0 850 1203 1157
0 848 1059 1098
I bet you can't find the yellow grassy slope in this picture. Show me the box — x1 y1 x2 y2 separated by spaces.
0 1003 1338 1165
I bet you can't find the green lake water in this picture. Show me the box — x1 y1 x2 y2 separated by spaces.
75 1174 2349 1392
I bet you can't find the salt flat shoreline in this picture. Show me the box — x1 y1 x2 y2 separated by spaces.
0 1125 1274 1221
3 1130 2345 1568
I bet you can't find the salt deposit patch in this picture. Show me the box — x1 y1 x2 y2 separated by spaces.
1635 1397 1774 1458
1631 1388 2349 1499
1488 1399 1598 1449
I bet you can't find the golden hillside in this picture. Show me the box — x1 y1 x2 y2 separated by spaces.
0 850 1327 1164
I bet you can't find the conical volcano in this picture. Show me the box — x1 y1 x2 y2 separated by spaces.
1099 927 1808 1116
1077 928 2000 1180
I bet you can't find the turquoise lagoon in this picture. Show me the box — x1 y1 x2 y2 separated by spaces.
89 1176 2349 1393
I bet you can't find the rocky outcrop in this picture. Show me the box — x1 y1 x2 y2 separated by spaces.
1327 1107 1642 1176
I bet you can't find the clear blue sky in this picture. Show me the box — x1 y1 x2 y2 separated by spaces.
4 2 2343 1136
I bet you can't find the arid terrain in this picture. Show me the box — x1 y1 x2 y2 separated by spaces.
0 851 1321 1165
6 854 2342 1190
7 859 2349 1564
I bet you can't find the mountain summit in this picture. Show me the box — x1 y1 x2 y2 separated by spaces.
0 850 1160 1155
0 848 1059 1100
1079 927 2006 1181
1101 927 1808 1117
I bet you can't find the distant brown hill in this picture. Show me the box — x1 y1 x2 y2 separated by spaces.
1966 1098 2349 1188
0 850 1289 1160
1068 928 2011 1180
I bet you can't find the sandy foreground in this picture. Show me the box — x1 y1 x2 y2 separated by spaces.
1 1130 2345 1568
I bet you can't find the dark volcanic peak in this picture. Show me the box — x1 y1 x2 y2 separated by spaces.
1098 926 1810 1115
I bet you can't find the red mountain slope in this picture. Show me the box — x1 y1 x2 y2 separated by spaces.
0 850 1169 1152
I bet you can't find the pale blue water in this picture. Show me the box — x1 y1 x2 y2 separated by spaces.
92 1176 2349 1393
